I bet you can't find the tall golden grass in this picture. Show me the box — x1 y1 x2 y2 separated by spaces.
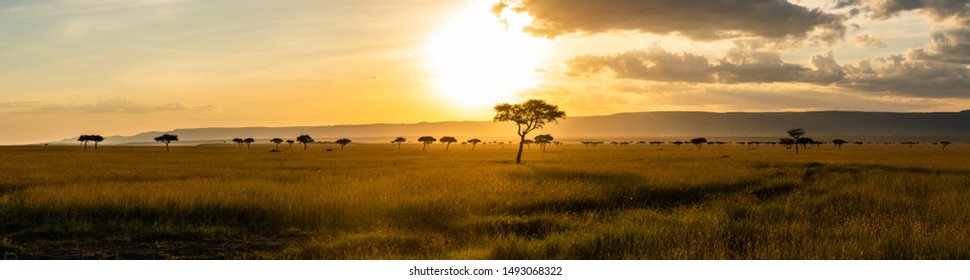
0 142 967 259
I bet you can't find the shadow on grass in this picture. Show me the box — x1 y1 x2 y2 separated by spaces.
506 168 763 215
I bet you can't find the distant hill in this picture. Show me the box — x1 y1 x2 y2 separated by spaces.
54 111 970 145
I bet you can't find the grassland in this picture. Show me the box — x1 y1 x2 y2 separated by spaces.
0 142 968 259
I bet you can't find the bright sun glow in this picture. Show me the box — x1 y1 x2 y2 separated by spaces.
425 1 549 108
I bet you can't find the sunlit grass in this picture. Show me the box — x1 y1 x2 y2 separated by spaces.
0 143 968 259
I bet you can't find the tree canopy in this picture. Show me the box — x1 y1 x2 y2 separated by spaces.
494 99 566 163
418 136 436 151
336 138 352 150
296 135 314 151
440 136 457 151
154 134 178 151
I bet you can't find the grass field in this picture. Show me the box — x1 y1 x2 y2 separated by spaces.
1 142 968 259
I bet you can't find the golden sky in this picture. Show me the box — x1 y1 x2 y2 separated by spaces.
2 0 969 144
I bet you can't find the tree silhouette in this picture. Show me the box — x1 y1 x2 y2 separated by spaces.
787 128 806 155
534 134 553 152
243 138 255 149
440 136 457 151
418 136 436 151
392 137 406 149
297 135 314 151
271 138 284 150
467 138 482 150
832 139 846 149
286 139 295 148
522 139 534 149
690 137 707 149
493 99 566 164
941 141 952 150
232 138 244 148
154 134 178 151
77 135 104 150
336 138 352 150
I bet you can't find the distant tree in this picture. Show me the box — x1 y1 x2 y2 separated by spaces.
853 141 864 145
534 134 553 152
797 138 814 150
77 135 104 150
296 135 314 151
779 138 795 149
522 139 534 149
941 141 952 150
832 139 846 149
637 140 647 145
244 138 255 149
787 128 806 155
154 134 178 151
440 136 457 151
232 138 244 148
271 138 284 150
418 136 436 151
468 138 482 150
392 137 407 149
493 99 566 164
335 138 352 150
672 141 683 147
690 137 707 149
286 139 295 148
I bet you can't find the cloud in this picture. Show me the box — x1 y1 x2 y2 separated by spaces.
906 19 970 63
841 55 970 97
566 45 970 98
855 34 887 48
836 0 970 20
567 45 715 83
30 97 216 114
566 43 826 85
496 0 846 44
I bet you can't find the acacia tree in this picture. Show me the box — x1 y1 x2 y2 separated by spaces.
941 141 952 150
690 137 707 149
232 138 244 148
336 138 352 150
534 134 553 152
392 137 406 149
787 128 806 155
418 136 436 151
271 138 284 150
77 135 104 150
244 138 255 149
286 139 295 148
440 136 457 151
296 135 314 151
832 139 846 149
467 138 482 150
493 99 566 164
154 134 178 151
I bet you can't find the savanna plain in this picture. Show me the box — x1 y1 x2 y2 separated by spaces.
1 142 968 259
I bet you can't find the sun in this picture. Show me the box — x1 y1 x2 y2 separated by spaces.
425 1 549 108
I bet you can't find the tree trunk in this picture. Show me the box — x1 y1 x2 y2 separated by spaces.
423 143 427 151
398 143 401 150
446 143 450 151
94 142 98 150
165 143 170 152
515 135 526 164
83 142 87 150
303 143 307 151
794 141 799 155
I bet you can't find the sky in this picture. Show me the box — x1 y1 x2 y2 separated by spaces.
1 0 969 144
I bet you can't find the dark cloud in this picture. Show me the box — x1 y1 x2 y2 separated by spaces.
841 56 970 97
30 97 216 114
497 0 846 43
567 46 970 98
836 0 970 20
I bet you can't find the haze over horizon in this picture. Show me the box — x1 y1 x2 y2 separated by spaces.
3 0 970 144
